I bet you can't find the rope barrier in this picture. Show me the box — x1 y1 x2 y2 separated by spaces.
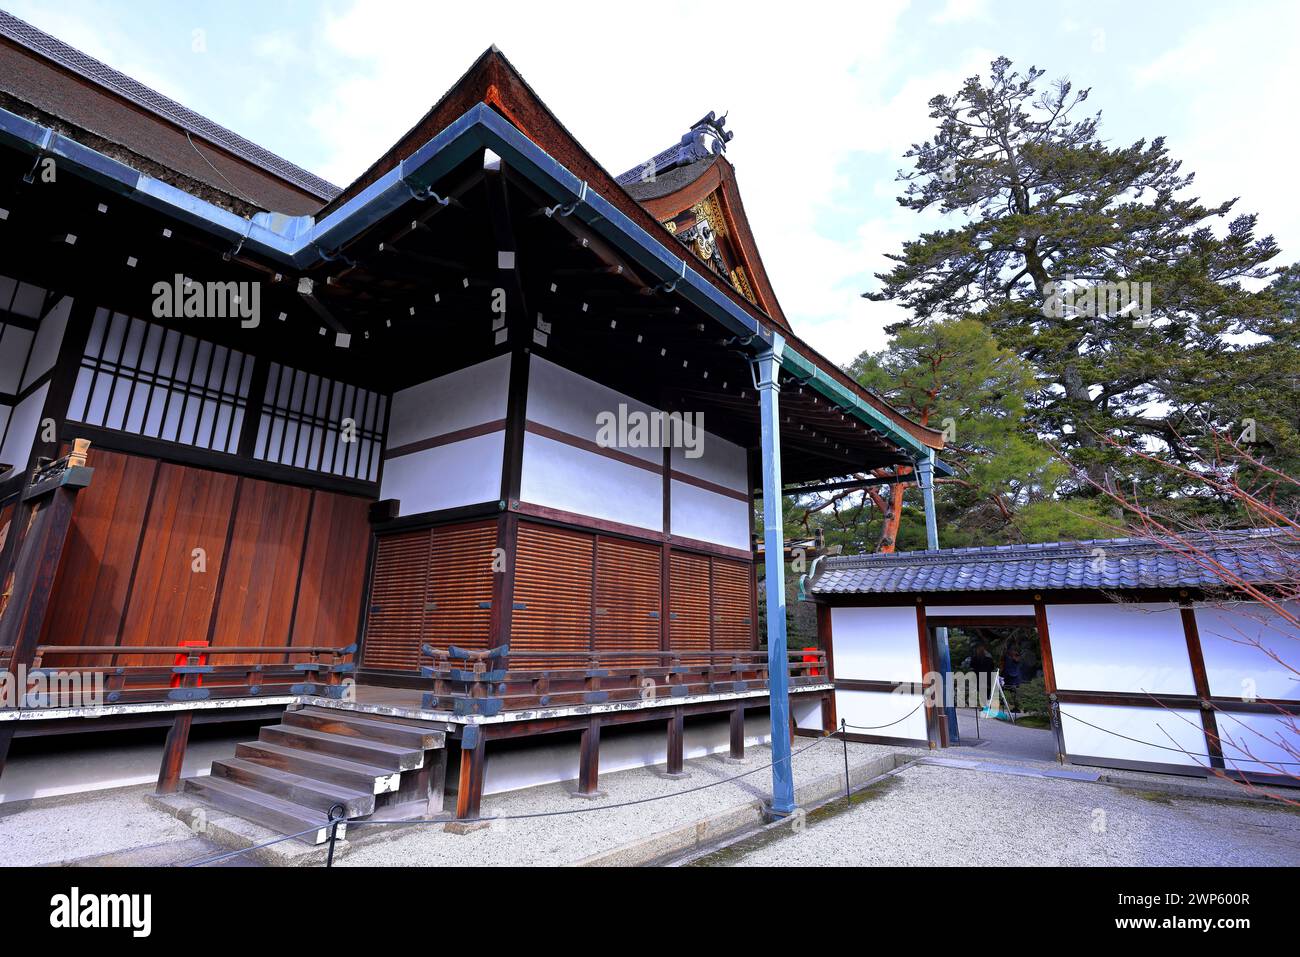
839 702 925 731
1057 706 1300 767
178 701 1296 866
178 727 882 866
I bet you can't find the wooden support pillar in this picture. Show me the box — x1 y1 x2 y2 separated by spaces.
578 716 601 794
155 712 193 794
820 691 837 735
1034 597 1067 764
729 702 745 759
403 746 448 818
915 602 938 749
0 454 93 675
1180 600 1226 772
666 707 684 775
456 727 487 820
0 725 15 783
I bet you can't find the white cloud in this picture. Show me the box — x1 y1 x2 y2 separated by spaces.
1129 3 1300 262
929 0 990 25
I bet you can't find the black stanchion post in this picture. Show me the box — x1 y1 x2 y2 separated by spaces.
840 719 850 806
326 803 346 868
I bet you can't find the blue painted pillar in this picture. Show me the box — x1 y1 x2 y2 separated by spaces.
756 334 796 816
916 453 959 743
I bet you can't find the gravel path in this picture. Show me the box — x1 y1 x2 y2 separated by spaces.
338 737 901 867
954 708 1058 762
699 762 1300 867
0 785 199 866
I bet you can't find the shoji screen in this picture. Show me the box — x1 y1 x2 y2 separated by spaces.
254 361 387 483
67 309 253 453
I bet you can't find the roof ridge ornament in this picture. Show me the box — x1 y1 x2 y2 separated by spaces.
615 111 734 186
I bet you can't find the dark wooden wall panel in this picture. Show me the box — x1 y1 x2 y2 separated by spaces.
39 448 373 668
361 529 431 671
712 557 756 653
116 463 238 664
424 520 496 653
39 449 155 664
290 491 371 655
209 478 311 662
512 522 594 663
669 551 712 661
594 536 661 664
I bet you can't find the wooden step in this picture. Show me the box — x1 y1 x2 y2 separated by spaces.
286 707 445 750
211 757 375 817
186 776 343 846
259 724 424 772
235 741 401 795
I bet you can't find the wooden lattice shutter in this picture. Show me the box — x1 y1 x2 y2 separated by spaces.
511 522 594 665
423 520 496 653
594 537 661 665
361 529 431 670
669 551 711 662
712 556 755 653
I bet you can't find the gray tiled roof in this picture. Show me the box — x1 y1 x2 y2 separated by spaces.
810 528 1297 596
0 9 339 200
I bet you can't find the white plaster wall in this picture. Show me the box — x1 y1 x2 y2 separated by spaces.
480 711 775 796
381 432 504 516
669 479 749 550
379 354 511 515
1215 712 1299 775
520 432 662 531
386 353 510 449
670 432 747 492
829 606 923 683
526 354 660 465
792 696 824 730
1195 601 1300 702
1059 703 1207 767
1047 602 1195 695
835 689 928 742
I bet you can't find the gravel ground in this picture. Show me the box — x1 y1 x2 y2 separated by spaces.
338 736 899 867
0 784 199 866
700 762 1300 867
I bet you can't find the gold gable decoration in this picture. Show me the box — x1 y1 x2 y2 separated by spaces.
691 195 727 240
730 266 756 305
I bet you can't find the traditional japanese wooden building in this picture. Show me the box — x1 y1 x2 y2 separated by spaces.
810 530 1299 784
0 12 945 838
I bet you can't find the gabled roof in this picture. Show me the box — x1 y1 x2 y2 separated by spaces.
0 9 335 213
810 528 1298 596
0 26 945 456
624 152 789 327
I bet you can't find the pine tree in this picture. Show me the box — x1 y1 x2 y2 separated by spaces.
867 57 1282 493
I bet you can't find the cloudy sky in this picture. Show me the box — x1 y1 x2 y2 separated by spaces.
8 0 1296 363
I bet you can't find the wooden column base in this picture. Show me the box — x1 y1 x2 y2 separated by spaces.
729 703 745 759
456 731 487 820
666 708 684 774
0 725 16 784
578 717 601 794
156 712 193 794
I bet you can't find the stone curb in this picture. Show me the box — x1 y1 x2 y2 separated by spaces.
571 749 911 867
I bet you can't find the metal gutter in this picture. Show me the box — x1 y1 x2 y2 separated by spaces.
0 102 937 459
